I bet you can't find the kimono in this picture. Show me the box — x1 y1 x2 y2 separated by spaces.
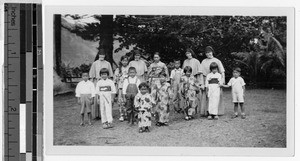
134 92 155 128
148 61 169 94
89 60 113 119
114 66 130 119
152 82 173 123
205 72 222 115
200 57 225 116
180 75 200 117
170 68 184 112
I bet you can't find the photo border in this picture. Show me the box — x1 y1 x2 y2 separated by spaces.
44 6 295 156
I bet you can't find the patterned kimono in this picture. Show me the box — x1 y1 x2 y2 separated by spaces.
152 82 173 123
148 61 169 92
134 93 155 128
114 66 130 119
180 75 200 117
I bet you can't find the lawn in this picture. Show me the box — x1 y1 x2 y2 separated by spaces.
53 89 286 147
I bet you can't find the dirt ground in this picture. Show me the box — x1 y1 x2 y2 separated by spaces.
53 89 286 147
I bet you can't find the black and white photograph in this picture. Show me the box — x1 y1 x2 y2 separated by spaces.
44 6 294 156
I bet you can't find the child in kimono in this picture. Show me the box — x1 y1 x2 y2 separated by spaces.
134 82 155 133
205 62 222 120
75 72 96 126
180 66 201 121
114 56 130 121
95 68 116 129
170 59 184 113
221 67 246 119
123 67 141 125
89 50 113 120
153 73 173 126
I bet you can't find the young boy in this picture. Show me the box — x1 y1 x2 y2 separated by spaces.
221 67 246 119
95 68 116 129
170 59 184 112
122 67 141 125
75 72 96 126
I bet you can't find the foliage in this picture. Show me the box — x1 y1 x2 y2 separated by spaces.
61 14 286 88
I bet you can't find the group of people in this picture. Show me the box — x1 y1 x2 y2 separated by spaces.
75 46 246 133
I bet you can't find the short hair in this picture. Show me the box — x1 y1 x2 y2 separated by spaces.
98 49 106 56
205 46 215 54
233 67 241 73
153 52 160 57
99 68 109 75
183 66 192 74
138 82 150 90
209 62 218 71
128 66 136 72
174 59 181 63
133 49 141 56
81 72 89 77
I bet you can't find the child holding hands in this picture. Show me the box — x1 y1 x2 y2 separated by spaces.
221 67 246 119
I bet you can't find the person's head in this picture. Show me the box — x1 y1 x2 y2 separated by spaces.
174 59 181 69
119 55 129 67
205 46 214 59
81 72 89 81
209 62 219 73
138 82 150 95
185 48 195 60
133 50 141 61
233 67 241 78
183 66 193 77
100 68 109 80
160 73 168 84
128 67 137 78
153 52 160 63
98 49 106 61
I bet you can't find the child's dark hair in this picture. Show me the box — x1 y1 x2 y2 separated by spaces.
233 67 241 73
138 82 150 90
128 66 136 72
118 55 128 74
154 52 160 57
81 71 89 76
174 58 181 63
99 68 109 75
209 62 218 71
183 66 192 74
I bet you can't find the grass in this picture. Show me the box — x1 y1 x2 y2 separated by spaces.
53 89 286 147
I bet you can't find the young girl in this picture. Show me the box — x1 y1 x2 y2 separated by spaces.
95 68 116 129
180 66 201 121
153 73 173 126
221 67 246 119
114 56 130 121
205 62 222 120
134 82 155 133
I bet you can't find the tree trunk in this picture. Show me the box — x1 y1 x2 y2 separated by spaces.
54 14 62 76
98 15 114 65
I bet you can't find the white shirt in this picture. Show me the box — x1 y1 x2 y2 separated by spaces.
75 80 96 97
122 76 141 94
227 77 246 93
170 68 183 80
95 79 116 94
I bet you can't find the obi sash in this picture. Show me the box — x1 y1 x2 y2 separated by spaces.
208 78 219 84
99 86 111 92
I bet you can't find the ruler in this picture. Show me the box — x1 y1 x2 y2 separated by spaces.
3 3 43 161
